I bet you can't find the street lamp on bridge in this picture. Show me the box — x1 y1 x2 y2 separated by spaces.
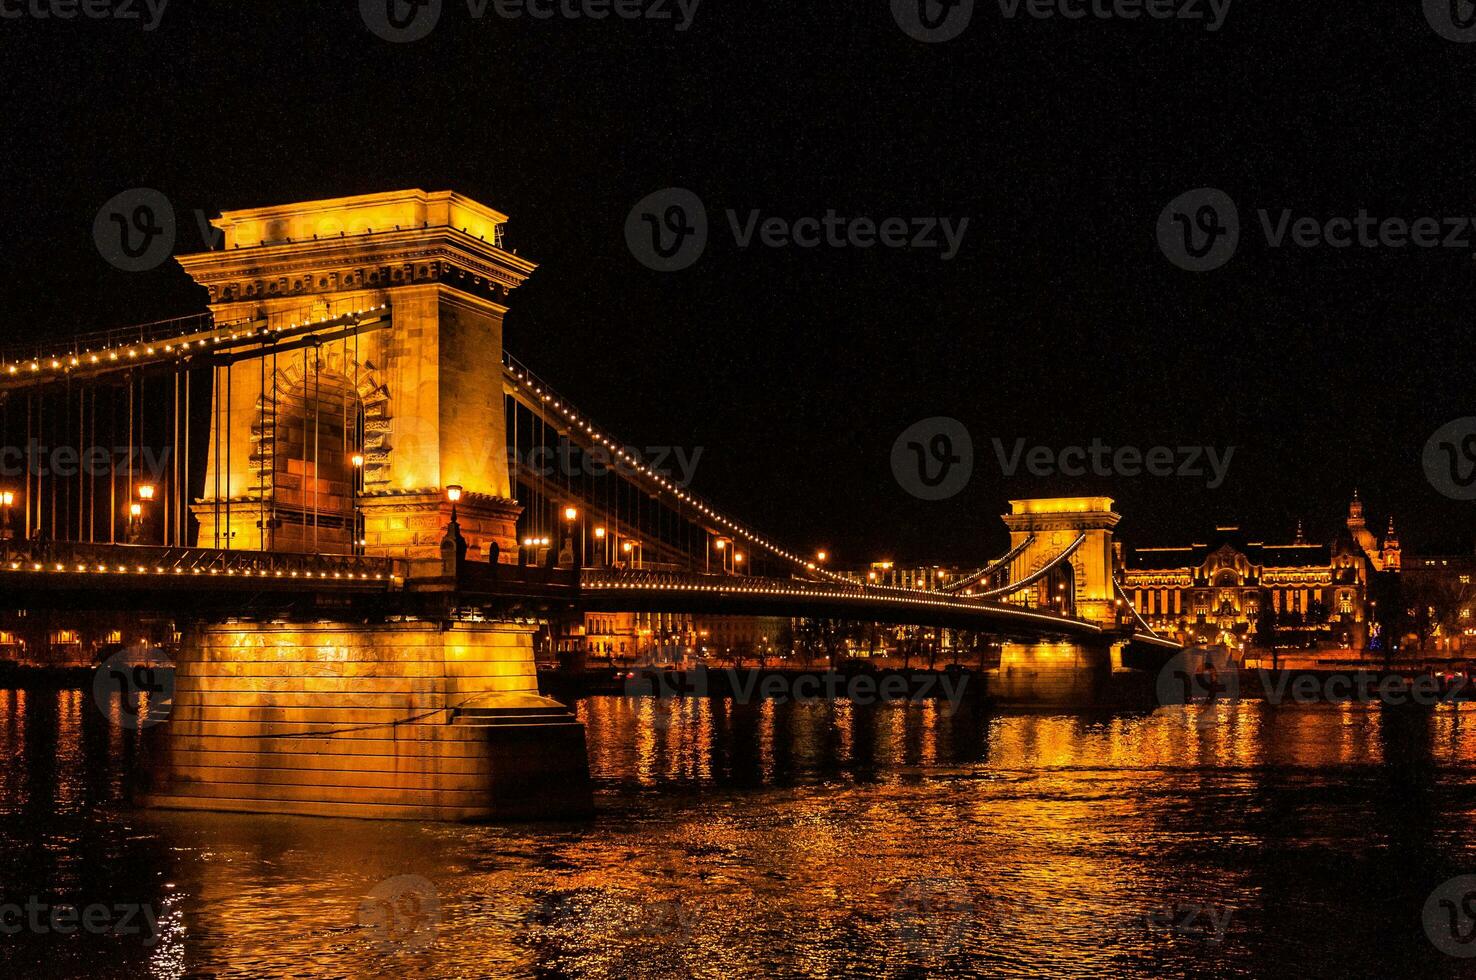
0 490 12 542
125 485 155 545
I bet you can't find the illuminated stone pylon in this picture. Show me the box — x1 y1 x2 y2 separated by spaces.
995 497 1124 706
176 189 533 558
1001 497 1121 626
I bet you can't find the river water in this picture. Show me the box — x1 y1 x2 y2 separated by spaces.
3 687 1476 978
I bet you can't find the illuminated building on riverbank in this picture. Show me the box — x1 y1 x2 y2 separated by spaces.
1119 493 1399 651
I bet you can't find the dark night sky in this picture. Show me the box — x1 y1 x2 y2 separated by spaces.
0 2 1472 563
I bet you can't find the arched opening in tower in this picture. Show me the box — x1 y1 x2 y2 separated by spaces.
269 370 364 554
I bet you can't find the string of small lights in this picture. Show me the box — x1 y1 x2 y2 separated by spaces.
0 307 389 385
500 353 841 577
970 534 1087 600
939 535 1035 594
582 569 1102 630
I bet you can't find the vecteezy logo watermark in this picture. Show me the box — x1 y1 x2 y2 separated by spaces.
1425 0 1476 43
992 438 1235 489
624 664 709 731
626 188 971 270
91 650 173 730
0 897 161 947
1424 875 1476 957
358 875 441 952
891 0 975 42
1423 418 1476 501
614 894 695 942
1143 902 1234 943
1159 186 1476 272
361 0 443 42
93 189 224 272
1156 647 1239 732
0 0 170 30
362 0 702 42
94 189 175 273
1157 187 1240 272
892 417 974 501
890 877 978 964
625 188 709 272
892 0 1230 42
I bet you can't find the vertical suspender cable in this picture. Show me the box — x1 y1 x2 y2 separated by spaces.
312 346 320 552
212 364 220 548
259 350 266 551
224 362 231 550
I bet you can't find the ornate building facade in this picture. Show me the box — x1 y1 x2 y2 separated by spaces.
1119 493 1401 652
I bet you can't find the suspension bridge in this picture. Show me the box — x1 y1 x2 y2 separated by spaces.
0 189 1177 821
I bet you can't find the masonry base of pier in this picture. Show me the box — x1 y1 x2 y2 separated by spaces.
140 620 593 821
991 640 1122 707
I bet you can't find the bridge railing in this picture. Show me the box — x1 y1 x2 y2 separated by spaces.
0 539 397 584
0 311 228 366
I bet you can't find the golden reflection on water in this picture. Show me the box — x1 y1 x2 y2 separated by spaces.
0 688 26 810
7 692 1476 977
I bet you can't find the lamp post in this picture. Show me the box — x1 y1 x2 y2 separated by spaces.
446 484 462 523
442 485 466 568
351 454 365 556
561 506 578 567
133 484 154 546
0 491 13 543
594 526 607 566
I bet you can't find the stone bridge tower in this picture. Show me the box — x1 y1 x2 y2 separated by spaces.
995 497 1126 707
175 189 534 559
1001 497 1121 625
146 192 592 823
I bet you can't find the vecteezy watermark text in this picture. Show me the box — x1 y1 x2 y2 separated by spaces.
626 188 970 271
892 0 1232 43
993 438 1235 489
0 0 168 30
628 666 974 715
1143 902 1234 943
0 443 171 481
0 896 161 947
361 0 702 43
1157 648 1476 732
1159 187 1476 272
508 442 703 487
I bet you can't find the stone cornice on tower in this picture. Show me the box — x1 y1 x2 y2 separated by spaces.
1002 496 1121 534
175 189 537 308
